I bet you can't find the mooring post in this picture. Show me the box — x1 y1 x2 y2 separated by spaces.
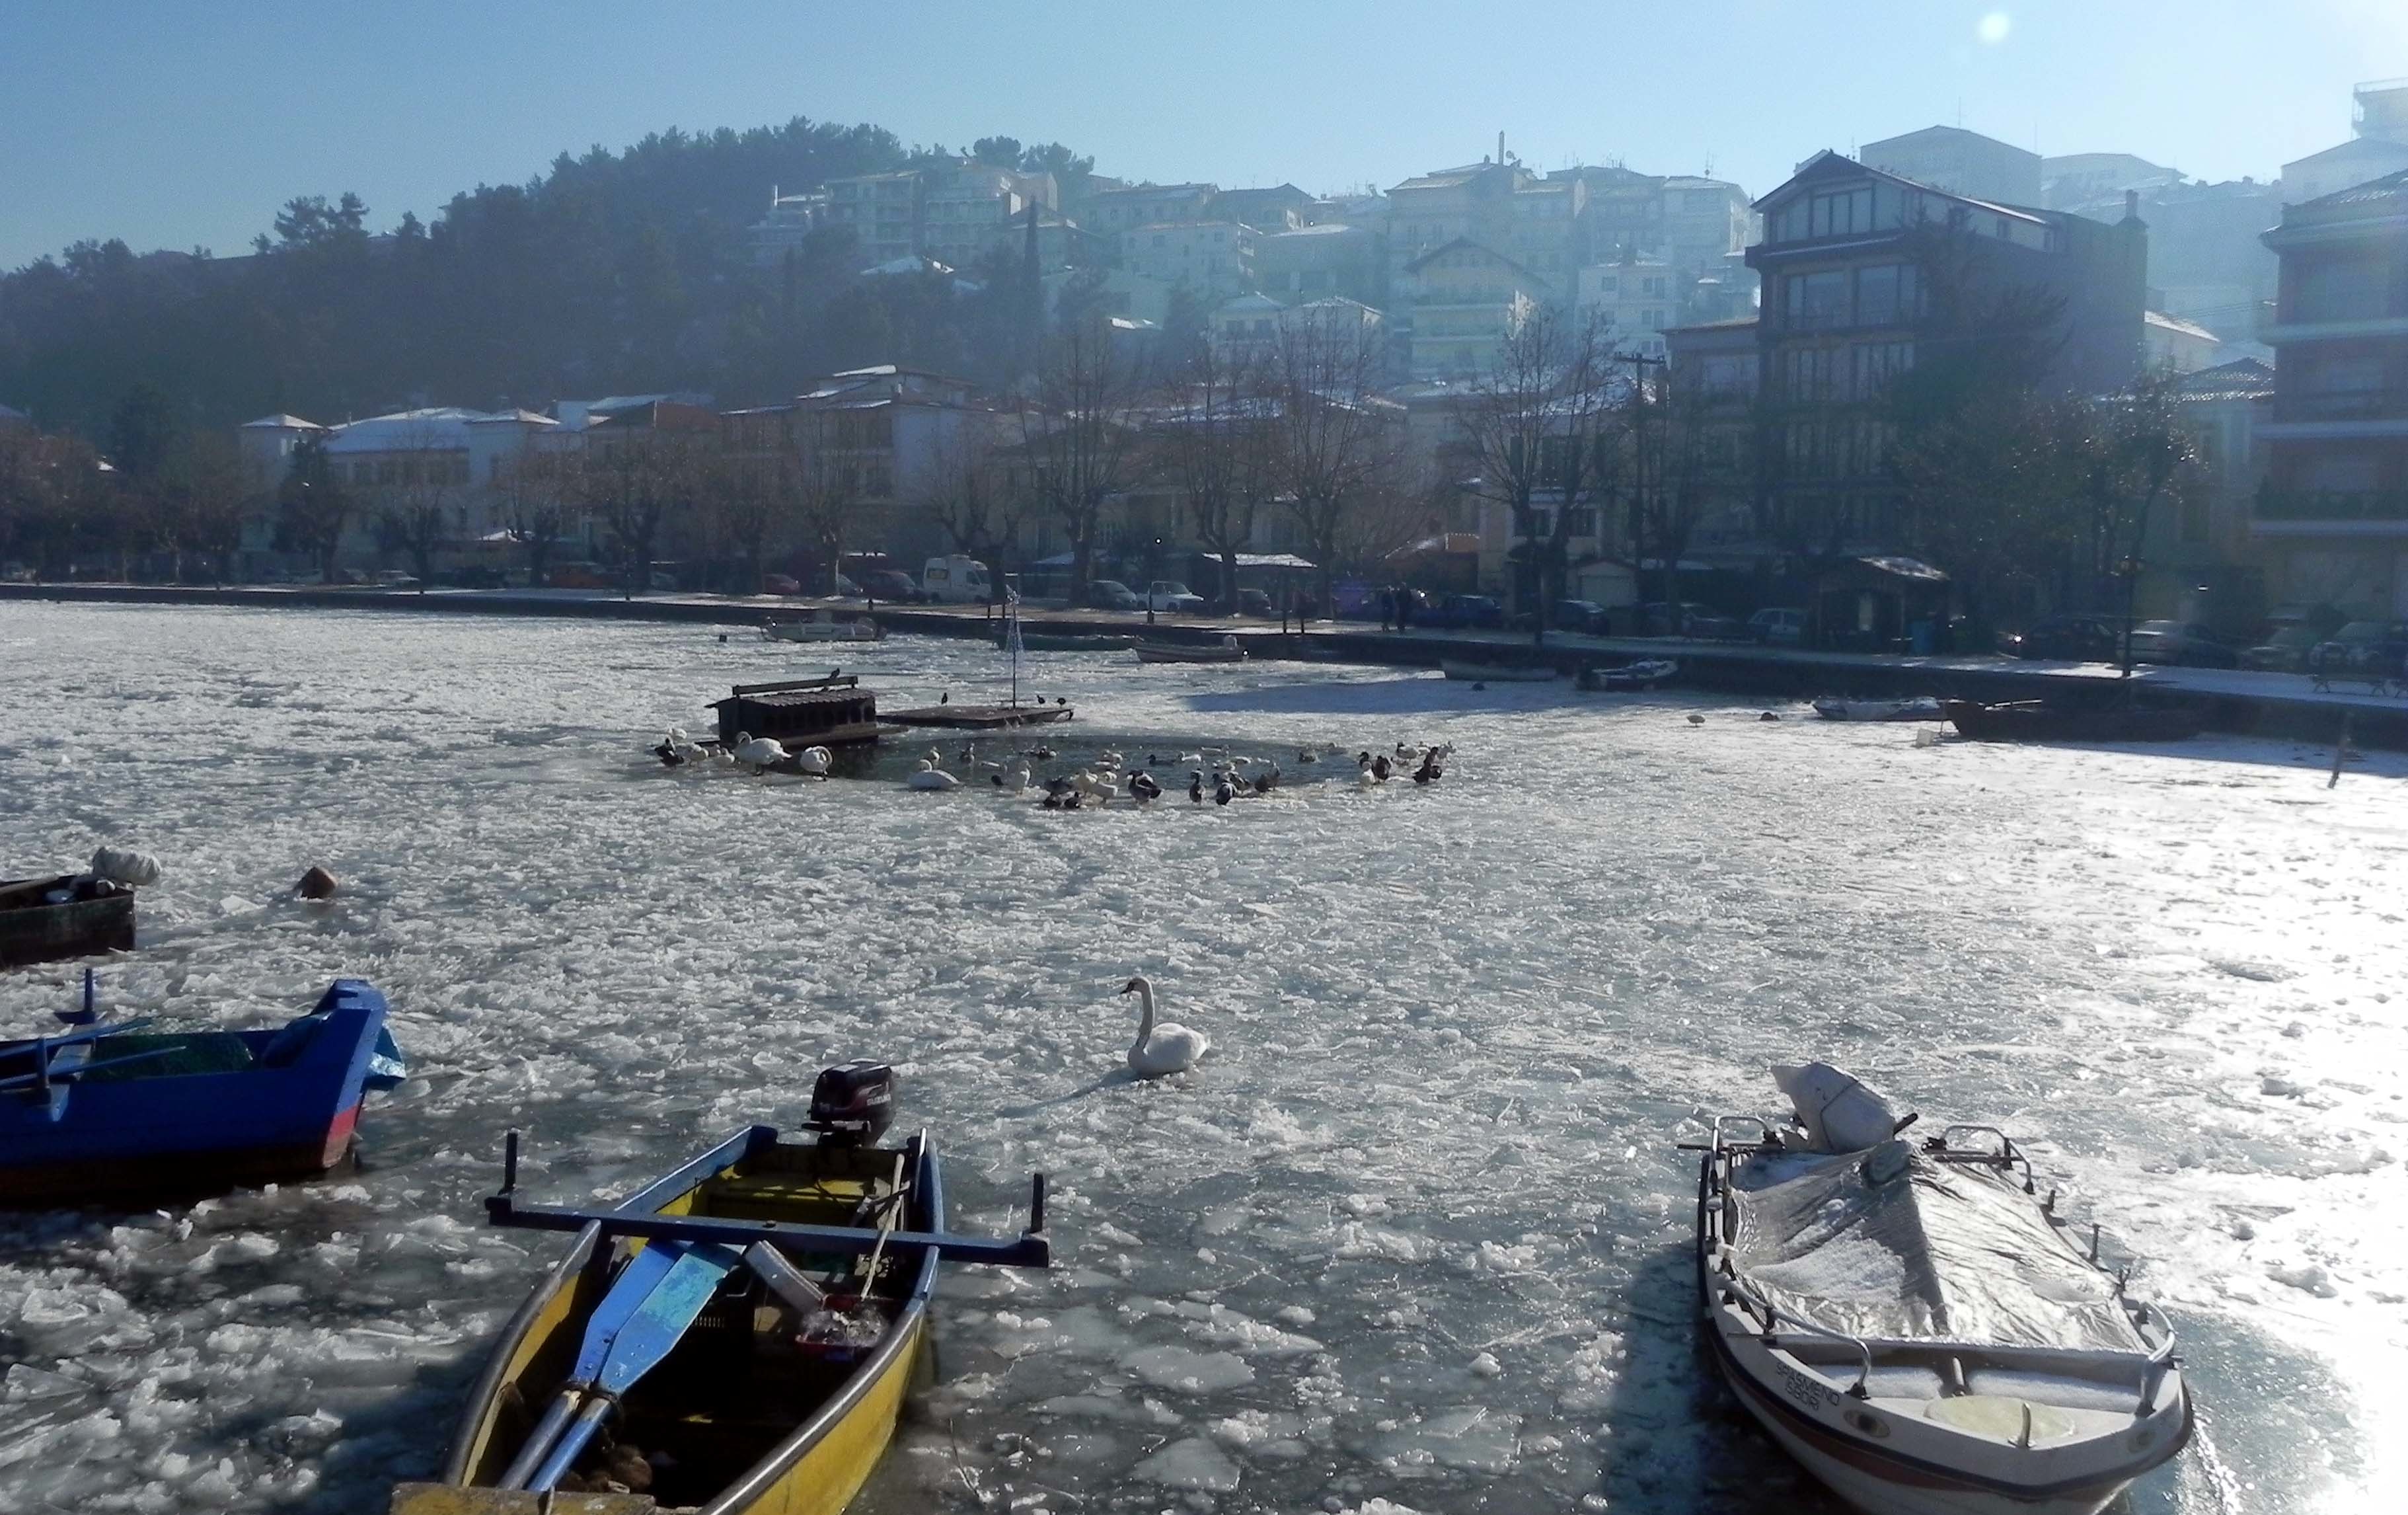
2330 712 2353 789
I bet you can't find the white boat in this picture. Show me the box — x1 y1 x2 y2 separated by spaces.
1813 696 1944 721
1695 1064 2191 1515
763 611 884 643
1440 659 1556 682
1133 637 1248 664
1576 658 1678 691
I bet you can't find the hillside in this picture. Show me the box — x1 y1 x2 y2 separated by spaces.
0 117 1088 437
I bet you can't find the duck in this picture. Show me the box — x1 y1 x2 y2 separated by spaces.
732 732 789 773
1213 773 1236 806
1371 754 1393 783
1687 713 1706 726
1250 763 1281 796
906 759 959 791
1127 771 1163 803
1188 771 1205 804
1413 751 1444 785
1174 752 1203 766
793 745 833 776
991 765 1031 793
1297 748 1319 765
1120 974 1209 1077
1395 740 1426 761
654 726 706 767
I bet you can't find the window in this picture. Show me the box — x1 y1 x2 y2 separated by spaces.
1807 187 1873 239
1785 270 1851 329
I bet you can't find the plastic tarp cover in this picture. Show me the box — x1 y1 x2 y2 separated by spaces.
1729 1146 2146 1354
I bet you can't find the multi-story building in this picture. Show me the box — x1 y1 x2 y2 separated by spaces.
921 161 1057 272
1745 151 2146 554
821 171 922 264
1214 184 1318 232
1386 159 1533 288
2149 356 2275 622
1120 220 1258 300
2253 168 2408 612
1860 126 2043 208
1077 182 1219 235
747 188 829 267
2042 153 2181 211
1253 221 1382 307
1577 252 1680 360
2144 311 2221 372
1658 176 1756 285
1398 239 1547 379
1663 316 1766 563
1209 293 1382 365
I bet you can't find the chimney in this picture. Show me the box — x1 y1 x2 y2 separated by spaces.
2123 189 2139 221
1499 131 1507 167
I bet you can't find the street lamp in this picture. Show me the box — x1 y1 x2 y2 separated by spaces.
2115 555 2142 678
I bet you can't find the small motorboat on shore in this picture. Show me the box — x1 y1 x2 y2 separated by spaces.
1575 658 1677 691
1694 1063 2191 1515
398 1063 1051 1514
1443 658 1557 682
763 611 884 643
1943 699 2201 743
1135 637 1247 664
0 873 137 970
1813 696 1944 721
1 978 406 1206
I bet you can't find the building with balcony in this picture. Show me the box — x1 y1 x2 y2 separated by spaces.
1745 151 2146 556
1398 239 1546 379
1860 126 2043 208
1121 220 1258 300
1576 252 1679 360
1076 182 1220 234
1254 221 1382 307
2254 168 2408 611
821 171 923 264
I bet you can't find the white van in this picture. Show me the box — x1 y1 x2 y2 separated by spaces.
922 555 993 604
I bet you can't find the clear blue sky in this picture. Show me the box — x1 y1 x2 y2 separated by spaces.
2 1 2398 269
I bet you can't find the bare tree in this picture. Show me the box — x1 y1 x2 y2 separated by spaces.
373 424 460 591
496 447 577 588
585 425 705 598
774 410 861 595
1023 319 1150 593
1155 342 1273 610
702 440 785 595
921 416 1033 586
159 430 252 585
1451 305 1621 644
277 433 351 583
1262 315 1400 615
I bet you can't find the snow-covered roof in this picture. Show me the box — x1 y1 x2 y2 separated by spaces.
2145 310 2219 342
324 407 549 451
862 254 954 277
241 413 324 430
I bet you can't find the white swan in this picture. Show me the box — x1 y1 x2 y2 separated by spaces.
732 731 788 772
794 745 833 775
991 765 1030 793
907 758 959 791
1121 975 1209 1077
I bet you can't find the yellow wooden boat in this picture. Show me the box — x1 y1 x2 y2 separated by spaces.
393 1064 1049 1515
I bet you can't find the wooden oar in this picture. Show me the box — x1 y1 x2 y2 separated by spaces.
525 1241 741 1493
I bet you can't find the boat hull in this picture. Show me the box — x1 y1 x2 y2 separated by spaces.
1134 642 1245 663
411 1130 943 1515
1441 660 1556 681
0 979 400 1206
0 875 136 969
1814 697 1943 722
1943 700 2201 742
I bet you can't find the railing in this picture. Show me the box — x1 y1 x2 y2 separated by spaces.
2255 486 2408 522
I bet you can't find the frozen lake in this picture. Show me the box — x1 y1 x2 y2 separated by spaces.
1 602 2402 1515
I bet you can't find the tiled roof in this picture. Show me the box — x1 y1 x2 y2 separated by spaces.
2174 356 2275 403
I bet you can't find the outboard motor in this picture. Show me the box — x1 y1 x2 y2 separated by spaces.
806 1060 894 1146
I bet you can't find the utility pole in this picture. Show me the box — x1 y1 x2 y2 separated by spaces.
1617 350 1668 612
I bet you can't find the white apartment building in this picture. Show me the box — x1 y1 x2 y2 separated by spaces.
1399 239 1546 378
1077 182 1219 234
747 188 829 267
1253 221 1380 307
1121 220 1258 299
1576 255 1679 360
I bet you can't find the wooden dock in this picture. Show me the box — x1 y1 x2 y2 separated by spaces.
887 703 1075 730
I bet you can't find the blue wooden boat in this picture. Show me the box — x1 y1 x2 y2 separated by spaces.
0 978 407 1206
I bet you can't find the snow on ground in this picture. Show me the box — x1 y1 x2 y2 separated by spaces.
1 602 2403 1515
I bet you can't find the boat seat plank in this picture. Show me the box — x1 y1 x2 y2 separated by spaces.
1966 1365 2149 1411
1858 1364 1948 1401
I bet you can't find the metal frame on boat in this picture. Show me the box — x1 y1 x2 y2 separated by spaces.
1692 1099 2191 1515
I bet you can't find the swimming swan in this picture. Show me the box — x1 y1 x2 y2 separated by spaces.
1121 974 1209 1077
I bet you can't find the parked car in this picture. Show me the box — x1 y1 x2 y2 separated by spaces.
834 573 862 598
761 572 802 596
2126 619 2238 668
1996 614 2120 661
1213 588 1274 617
371 569 420 589
2241 624 2320 672
1641 601 1747 639
1749 607 1807 645
921 555 991 603
2309 621 2408 682
860 568 921 602
1145 580 1207 613
1420 594 1505 629
1086 578 1143 611
1510 599 1608 633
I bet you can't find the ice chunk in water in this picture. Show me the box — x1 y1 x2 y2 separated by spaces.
1132 1435 1241 1491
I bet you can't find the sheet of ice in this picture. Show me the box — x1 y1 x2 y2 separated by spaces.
1 603 2402 1514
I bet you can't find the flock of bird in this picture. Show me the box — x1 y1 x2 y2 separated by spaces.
654 727 835 777
907 737 1454 809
